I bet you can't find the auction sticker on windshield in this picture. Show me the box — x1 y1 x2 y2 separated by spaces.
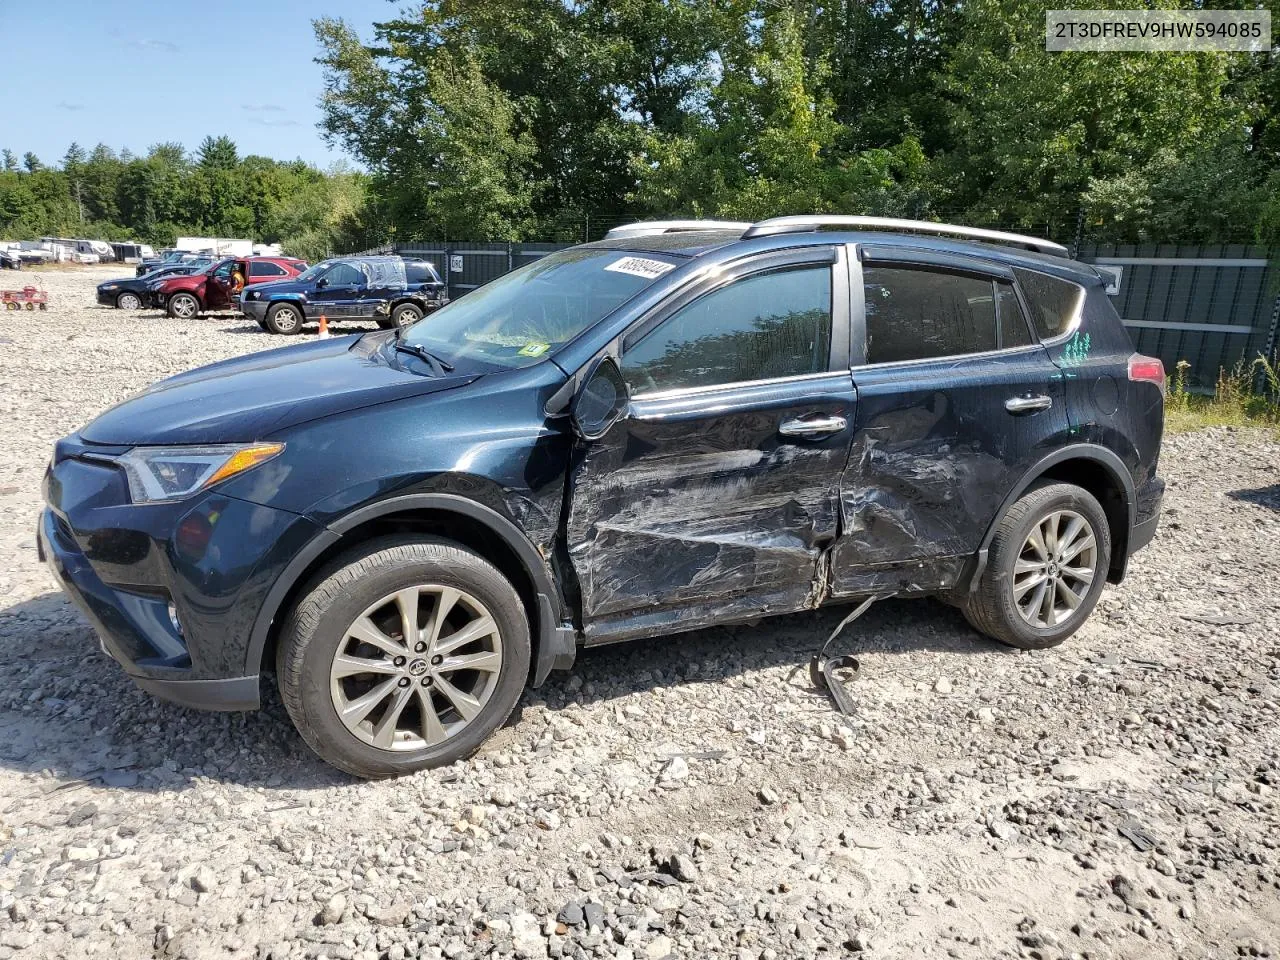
605 257 676 279
517 341 550 358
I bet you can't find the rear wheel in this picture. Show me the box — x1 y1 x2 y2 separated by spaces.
391 302 423 329
962 482 1110 650
277 537 531 778
115 292 142 310
265 302 304 335
167 293 199 319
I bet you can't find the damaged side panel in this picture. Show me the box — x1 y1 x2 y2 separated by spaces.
831 347 1072 597
566 373 856 643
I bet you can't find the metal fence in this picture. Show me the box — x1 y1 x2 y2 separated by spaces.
1077 243 1278 390
351 239 1277 389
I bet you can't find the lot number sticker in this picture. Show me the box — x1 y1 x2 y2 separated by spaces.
517 342 551 357
605 257 676 279
450 255 464 273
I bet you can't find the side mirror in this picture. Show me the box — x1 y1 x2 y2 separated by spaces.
315 277 328 289
571 357 629 441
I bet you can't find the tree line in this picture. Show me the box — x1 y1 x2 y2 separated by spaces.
315 0 1280 245
4 0 1278 251
0 136 374 261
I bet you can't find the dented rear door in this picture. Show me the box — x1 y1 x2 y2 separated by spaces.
831 246 1071 596
565 246 855 643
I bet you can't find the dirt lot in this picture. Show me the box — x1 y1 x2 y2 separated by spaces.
0 265 1278 960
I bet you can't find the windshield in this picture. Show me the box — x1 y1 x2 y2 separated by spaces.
401 247 681 369
294 261 333 283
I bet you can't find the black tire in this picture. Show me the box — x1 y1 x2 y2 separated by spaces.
265 302 304 335
276 537 531 778
391 302 423 329
115 291 143 310
962 482 1111 650
167 293 200 319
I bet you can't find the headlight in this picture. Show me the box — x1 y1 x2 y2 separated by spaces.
101 284 117 290
115 443 284 504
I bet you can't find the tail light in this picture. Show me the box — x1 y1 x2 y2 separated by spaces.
1128 353 1165 388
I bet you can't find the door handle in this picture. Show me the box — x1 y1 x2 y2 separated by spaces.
1004 395 1053 414
779 414 848 438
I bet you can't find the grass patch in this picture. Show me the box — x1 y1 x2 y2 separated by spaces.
1165 354 1280 436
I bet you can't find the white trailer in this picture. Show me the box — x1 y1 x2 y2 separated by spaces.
176 237 254 257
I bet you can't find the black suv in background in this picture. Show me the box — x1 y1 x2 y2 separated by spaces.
40 217 1164 778
238 255 448 334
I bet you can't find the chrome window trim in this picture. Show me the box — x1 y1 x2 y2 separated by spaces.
630 369 848 404
849 343 1045 373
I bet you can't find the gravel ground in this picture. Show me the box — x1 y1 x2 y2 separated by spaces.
0 265 1278 960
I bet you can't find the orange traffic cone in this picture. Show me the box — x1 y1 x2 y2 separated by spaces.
318 314 330 339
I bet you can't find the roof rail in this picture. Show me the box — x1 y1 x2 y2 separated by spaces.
604 219 752 240
742 216 1069 257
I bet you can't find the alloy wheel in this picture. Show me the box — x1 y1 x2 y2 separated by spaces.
1012 509 1098 628
171 295 197 318
118 293 141 310
329 584 504 751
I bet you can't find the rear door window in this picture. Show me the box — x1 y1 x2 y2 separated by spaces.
248 261 287 278
996 280 1033 348
862 267 999 364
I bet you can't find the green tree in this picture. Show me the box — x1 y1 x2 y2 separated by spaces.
196 135 239 170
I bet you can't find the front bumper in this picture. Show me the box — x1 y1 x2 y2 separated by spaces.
239 297 269 322
40 442 324 711
96 289 117 306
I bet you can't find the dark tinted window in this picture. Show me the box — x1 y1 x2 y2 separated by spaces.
248 261 287 278
324 262 365 286
996 281 1033 348
1013 268 1084 340
621 265 832 393
863 267 997 364
406 261 441 284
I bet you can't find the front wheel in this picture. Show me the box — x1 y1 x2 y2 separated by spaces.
265 302 304 335
167 293 200 319
116 292 142 310
277 537 531 778
962 482 1111 650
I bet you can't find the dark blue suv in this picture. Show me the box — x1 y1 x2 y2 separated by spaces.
239 255 447 334
39 217 1165 777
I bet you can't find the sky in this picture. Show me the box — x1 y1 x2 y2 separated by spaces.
0 0 400 169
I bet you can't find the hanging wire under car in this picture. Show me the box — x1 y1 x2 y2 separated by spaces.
809 594 895 716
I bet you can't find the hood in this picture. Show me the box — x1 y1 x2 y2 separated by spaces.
243 277 310 299
81 335 478 445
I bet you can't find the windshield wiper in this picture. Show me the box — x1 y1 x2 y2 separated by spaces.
392 340 455 376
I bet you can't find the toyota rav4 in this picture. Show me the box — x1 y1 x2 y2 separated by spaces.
39 217 1165 778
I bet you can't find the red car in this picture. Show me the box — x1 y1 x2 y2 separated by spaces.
150 256 307 319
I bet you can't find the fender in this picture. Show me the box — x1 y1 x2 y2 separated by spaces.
966 443 1136 592
243 493 576 688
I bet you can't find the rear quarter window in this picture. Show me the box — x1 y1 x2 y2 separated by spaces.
1013 268 1085 341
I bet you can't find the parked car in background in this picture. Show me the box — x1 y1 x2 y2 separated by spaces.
39 216 1164 777
136 250 210 277
97 260 214 309
238 256 448 334
0 248 20 270
148 256 307 318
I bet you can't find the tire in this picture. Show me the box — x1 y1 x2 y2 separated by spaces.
115 292 142 310
962 482 1111 650
277 537 531 778
167 293 200 319
391 302 423 329
265 302 304 335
